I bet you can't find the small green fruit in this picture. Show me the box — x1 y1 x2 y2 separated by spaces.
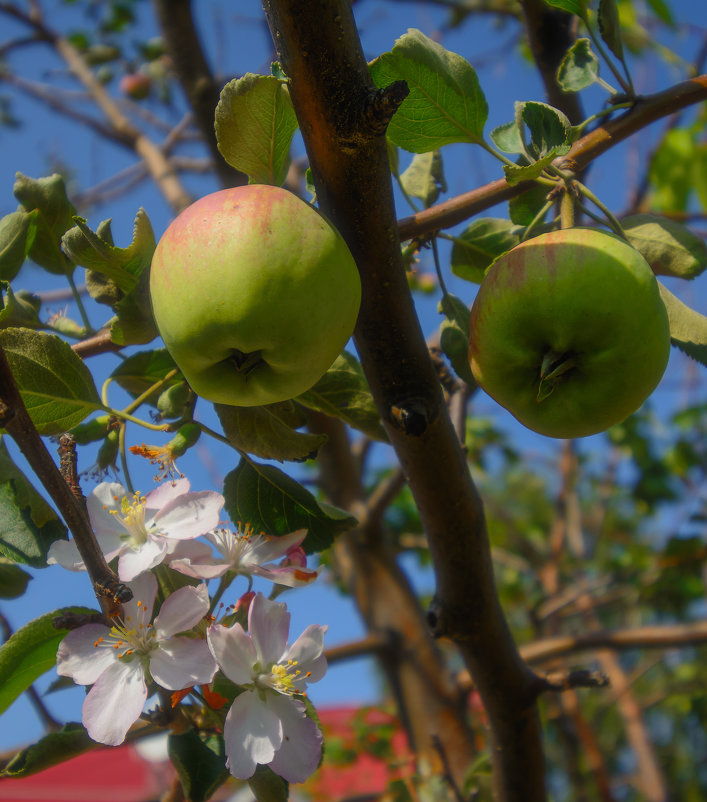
468 228 671 438
149 185 361 406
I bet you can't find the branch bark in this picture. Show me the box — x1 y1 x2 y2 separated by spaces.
0 343 128 618
262 3 545 799
152 0 247 189
397 74 707 240
311 412 478 788
0 2 192 213
518 621 707 665
519 0 584 125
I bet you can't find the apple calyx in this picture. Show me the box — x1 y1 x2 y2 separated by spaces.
228 349 265 379
536 349 578 403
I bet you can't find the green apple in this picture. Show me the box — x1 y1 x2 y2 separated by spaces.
468 228 671 438
149 185 361 406
119 73 151 100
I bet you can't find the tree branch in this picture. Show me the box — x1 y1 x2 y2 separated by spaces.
520 620 707 665
519 0 584 125
0 343 129 617
152 0 246 189
0 1 193 213
263 4 545 799
309 412 479 787
397 74 707 240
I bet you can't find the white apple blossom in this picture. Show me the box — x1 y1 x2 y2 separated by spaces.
56 572 217 746
169 525 318 587
48 478 224 581
207 592 327 783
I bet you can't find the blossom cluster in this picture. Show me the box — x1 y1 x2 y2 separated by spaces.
51 479 326 785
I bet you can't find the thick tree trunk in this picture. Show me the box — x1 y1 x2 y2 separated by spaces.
262 2 547 799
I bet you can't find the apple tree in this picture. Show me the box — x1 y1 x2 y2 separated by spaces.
0 1 706 800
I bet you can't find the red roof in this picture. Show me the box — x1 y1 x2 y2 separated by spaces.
0 744 172 802
0 706 411 802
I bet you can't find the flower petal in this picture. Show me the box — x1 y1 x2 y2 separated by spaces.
57 624 113 684
122 570 158 621
170 558 230 580
169 540 230 579
155 583 210 639
223 690 281 780
87 482 130 540
150 637 217 690
252 564 319 588
47 533 123 572
286 624 328 684
245 530 308 564
117 538 168 582
249 594 289 666
207 623 256 686
153 491 224 540
266 694 323 783
46 539 86 572
143 477 191 514
82 658 147 746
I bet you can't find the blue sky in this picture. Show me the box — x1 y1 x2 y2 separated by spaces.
0 0 705 754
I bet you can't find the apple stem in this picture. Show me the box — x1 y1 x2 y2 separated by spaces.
536 349 577 403
560 186 575 230
229 349 265 379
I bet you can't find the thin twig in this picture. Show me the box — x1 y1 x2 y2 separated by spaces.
0 342 130 617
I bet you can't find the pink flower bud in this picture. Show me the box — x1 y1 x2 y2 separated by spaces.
281 545 307 568
235 590 256 615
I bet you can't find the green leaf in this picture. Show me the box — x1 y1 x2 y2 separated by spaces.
400 151 446 208
369 28 487 153
223 458 357 554
84 43 121 65
0 435 67 566
0 327 102 434
439 293 475 385
108 268 159 346
61 208 155 294
598 0 625 61
696 143 707 211
451 218 522 283
248 764 289 802
109 348 179 399
490 120 524 154
658 283 707 366
503 152 558 186
647 128 694 212
296 352 388 442
0 607 95 716
387 140 400 177
621 215 707 279
1 723 95 778
0 283 42 330
0 557 31 598
215 402 328 462
0 210 37 281
13 173 76 275
543 0 587 16
509 182 551 226
168 729 229 802
493 102 570 180
215 74 298 187
516 101 572 161
645 0 675 25
557 39 600 92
